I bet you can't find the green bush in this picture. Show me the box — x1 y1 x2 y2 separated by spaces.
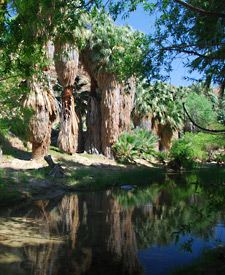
112 128 158 164
184 132 225 161
168 138 195 169
168 132 225 169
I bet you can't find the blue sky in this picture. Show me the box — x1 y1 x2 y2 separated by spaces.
115 7 202 87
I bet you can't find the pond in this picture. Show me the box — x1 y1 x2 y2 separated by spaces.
0 168 225 275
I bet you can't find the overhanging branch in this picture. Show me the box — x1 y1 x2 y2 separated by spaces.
183 103 225 133
174 0 225 18
160 44 225 60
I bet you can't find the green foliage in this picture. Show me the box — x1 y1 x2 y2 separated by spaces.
112 128 158 164
216 98 225 125
169 138 195 169
183 132 225 161
171 246 225 275
132 80 184 131
169 131 225 168
83 12 145 80
145 0 225 89
184 87 218 131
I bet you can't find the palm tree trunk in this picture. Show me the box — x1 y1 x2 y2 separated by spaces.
24 79 59 160
100 76 135 158
57 86 79 154
54 43 79 154
85 77 101 154
100 75 120 158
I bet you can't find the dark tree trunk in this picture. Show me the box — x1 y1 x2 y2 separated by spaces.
31 128 51 160
155 123 174 152
81 50 135 158
85 77 101 154
100 75 120 158
132 116 152 131
100 75 135 158
54 43 79 155
77 110 84 153
57 87 79 154
118 78 135 134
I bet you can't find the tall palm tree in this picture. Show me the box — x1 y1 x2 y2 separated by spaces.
80 14 142 157
132 81 184 151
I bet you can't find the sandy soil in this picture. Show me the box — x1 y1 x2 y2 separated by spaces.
0 135 153 204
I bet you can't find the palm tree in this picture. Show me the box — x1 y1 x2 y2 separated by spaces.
80 14 142 157
132 81 184 151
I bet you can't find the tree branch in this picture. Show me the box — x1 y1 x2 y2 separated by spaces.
161 46 208 58
0 75 20 82
160 43 225 60
183 103 225 133
174 0 225 18
77 0 97 9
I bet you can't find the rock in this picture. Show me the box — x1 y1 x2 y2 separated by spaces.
120 185 133 190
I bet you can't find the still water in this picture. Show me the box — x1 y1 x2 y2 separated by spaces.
0 169 225 275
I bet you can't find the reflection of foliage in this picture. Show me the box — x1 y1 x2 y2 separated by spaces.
112 128 158 164
114 168 225 252
171 245 225 274
115 186 160 210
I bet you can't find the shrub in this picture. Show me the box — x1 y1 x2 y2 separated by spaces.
168 138 195 169
112 128 158 164
168 132 225 169
184 132 225 161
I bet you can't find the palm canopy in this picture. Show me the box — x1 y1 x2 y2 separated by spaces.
132 81 184 131
81 12 145 81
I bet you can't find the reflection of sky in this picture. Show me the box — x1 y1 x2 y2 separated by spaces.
137 224 225 275
115 6 203 87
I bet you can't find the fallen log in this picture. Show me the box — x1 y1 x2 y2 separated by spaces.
44 155 65 178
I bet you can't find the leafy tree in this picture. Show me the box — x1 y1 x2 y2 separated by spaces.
108 0 225 94
184 90 218 133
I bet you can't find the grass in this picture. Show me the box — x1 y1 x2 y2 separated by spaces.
67 166 165 190
170 246 225 275
0 169 25 204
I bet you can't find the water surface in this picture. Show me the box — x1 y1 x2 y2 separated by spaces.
0 169 224 274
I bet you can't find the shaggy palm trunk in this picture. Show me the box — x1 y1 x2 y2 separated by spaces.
85 76 101 154
24 80 59 160
100 75 135 158
133 116 152 131
118 77 135 134
153 122 176 152
54 43 79 154
81 51 135 158
57 86 79 154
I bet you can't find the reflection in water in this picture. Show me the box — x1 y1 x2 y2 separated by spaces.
0 170 225 274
